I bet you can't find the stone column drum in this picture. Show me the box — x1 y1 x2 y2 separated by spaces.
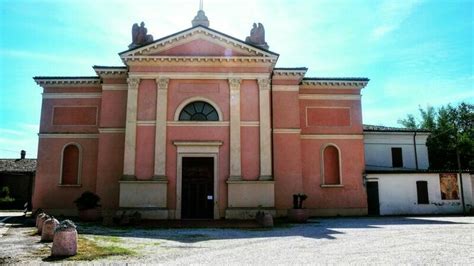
41 217 59 242
35 212 46 228
37 214 49 234
52 220 78 257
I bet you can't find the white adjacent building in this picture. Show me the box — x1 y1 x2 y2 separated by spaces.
363 125 473 215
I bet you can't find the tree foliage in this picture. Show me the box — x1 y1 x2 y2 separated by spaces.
398 102 473 170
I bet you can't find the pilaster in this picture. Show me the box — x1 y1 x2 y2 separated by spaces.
123 78 140 179
154 78 169 180
228 78 242 180
258 78 272 180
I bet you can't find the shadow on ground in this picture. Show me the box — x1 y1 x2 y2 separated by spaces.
16 215 470 243
5 215 473 245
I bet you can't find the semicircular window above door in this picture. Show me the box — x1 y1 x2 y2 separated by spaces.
178 101 219 121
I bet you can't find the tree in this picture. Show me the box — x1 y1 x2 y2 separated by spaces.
398 102 474 170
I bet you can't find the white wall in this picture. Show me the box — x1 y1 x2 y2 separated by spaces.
367 173 473 215
364 132 429 170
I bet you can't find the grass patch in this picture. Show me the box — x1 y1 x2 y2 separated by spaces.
68 236 135 261
28 229 38 236
92 235 123 244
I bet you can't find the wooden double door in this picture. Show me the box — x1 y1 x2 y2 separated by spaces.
181 157 214 219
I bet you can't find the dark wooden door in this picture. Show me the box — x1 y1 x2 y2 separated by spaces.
367 181 380 215
181 157 214 219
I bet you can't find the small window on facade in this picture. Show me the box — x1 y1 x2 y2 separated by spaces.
323 145 341 185
416 181 429 204
61 144 80 185
391 147 403 168
179 101 219 121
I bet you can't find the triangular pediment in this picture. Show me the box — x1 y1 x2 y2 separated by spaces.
119 26 278 59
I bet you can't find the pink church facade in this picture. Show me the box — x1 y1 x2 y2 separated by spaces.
33 13 369 219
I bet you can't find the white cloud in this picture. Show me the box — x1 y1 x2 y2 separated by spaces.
371 0 424 40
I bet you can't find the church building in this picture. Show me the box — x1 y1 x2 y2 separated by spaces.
32 8 369 219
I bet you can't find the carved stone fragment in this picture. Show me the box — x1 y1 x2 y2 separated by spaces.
245 23 269 50
129 22 154 49
41 217 59 242
51 220 78 257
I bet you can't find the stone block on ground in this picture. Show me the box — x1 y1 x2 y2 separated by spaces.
41 217 59 242
51 220 78 257
35 212 46 229
37 214 49 234
256 211 274 227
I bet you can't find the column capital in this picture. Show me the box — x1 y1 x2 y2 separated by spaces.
156 78 170 90
127 77 140 90
258 78 271 90
228 78 242 90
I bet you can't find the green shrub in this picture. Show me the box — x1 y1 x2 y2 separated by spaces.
0 186 15 203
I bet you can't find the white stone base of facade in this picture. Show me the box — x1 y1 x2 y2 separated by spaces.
227 180 274 208
275 208 367 218
308 208 368 217
225 207 276 219
117 207 169 220
119 180 167 208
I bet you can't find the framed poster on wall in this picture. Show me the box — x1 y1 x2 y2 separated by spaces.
439 173 460 200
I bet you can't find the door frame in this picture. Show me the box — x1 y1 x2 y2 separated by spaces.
366 180 380 216
174 141 222 220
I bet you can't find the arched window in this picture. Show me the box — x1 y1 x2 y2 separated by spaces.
178 101 219 121
322 144 342 185
60 144 81 185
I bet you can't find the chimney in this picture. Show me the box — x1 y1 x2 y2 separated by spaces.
20 150 26 160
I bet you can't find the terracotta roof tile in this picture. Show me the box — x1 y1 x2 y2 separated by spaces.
0 159 37 173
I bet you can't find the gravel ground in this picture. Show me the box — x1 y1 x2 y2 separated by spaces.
1 215 473 264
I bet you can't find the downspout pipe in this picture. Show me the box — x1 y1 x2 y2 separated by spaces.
413 131 418 170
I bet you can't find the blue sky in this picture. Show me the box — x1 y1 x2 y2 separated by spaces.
0 0 472 158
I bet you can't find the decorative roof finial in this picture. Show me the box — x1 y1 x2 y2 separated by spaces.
192 0 209 27
128 22 154 49
245 22 269 50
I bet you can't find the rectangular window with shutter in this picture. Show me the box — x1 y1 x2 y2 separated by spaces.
391 147 403 168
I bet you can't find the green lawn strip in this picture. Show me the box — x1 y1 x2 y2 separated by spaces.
68 235 136 261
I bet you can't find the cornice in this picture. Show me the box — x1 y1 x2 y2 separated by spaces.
93 66 128 79
98 128 125 133
34 77 101 87
301 79 369 89
38 133 99 139
173 140 223 147
301 134 363 140
120 26 278 58
122 56 277 64
364 131 430 136
273 128 301 134
272 85 299 92
299 94 361 100
272 69 307 81
128 72 271 80
42 93 102 99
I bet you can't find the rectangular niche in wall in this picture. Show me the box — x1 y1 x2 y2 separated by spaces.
53 106 97 125
306 107 351 127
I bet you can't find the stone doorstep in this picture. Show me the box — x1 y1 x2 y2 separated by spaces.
114 207 278 221
225 207 276 220
116 207 169 220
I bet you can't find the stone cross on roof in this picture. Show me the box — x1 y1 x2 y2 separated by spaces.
192 0 210 27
